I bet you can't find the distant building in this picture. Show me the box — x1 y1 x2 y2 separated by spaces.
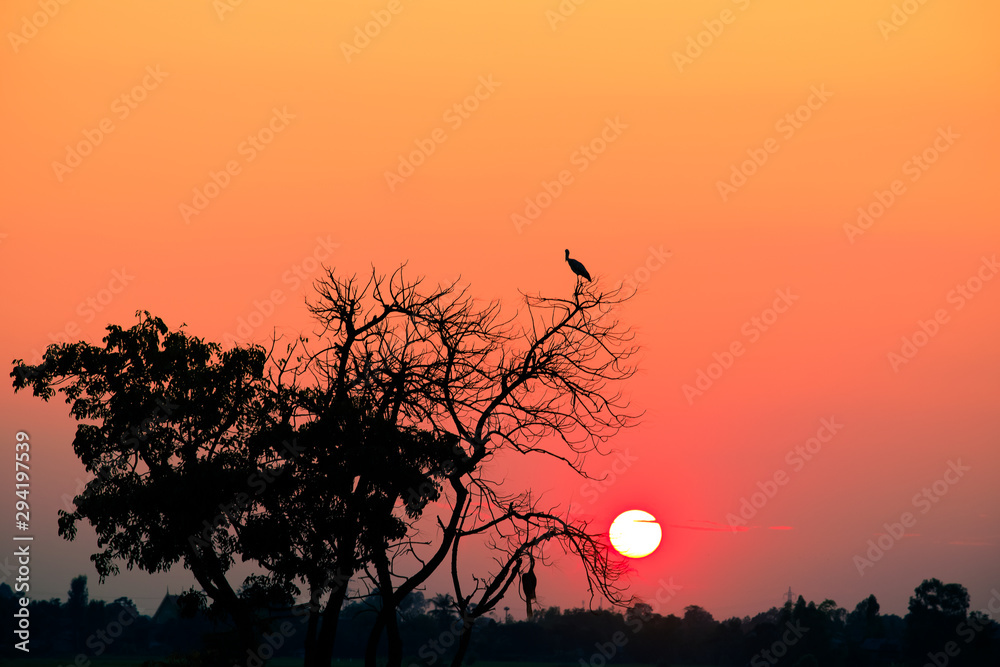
152 593 182 624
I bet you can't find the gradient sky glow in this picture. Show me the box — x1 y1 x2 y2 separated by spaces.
2 1 998 620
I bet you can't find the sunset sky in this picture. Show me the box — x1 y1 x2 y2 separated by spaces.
2 1 998 621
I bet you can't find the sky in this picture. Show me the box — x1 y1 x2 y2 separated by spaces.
1 0 998 621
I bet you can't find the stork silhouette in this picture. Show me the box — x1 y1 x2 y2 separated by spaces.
521 553 537 619
565 249 591 282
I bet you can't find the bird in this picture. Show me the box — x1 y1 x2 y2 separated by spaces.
521 553 537 619
565 249 591 282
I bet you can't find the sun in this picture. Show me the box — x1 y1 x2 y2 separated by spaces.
609 510 662 558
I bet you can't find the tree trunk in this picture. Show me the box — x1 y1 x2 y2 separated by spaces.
363 484 468 666
449 618 474 667
302 590 322 667
364 616 382 667
377 553 403 667
187 550 259 663
310 571 350 667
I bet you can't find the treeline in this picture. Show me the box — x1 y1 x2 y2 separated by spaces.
2 576 998 666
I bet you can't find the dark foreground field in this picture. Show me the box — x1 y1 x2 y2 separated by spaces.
3 661 686 667
3 661 691 667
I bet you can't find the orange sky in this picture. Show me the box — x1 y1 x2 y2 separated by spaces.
2 1 999 620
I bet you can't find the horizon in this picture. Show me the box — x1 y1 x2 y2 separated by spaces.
10 571 998 625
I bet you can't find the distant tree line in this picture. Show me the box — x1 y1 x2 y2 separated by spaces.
2 575 997 666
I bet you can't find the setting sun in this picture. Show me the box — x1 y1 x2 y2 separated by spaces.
610 510 663 559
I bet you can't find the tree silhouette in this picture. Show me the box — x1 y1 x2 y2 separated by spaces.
847 593 884 644
291 265 639 666
429 593 456 623
11 315 285 661
11 263 639 667
904 578 970 663
66 574 88 647
67 574 88 610
908 578 970 618
11 311 457 666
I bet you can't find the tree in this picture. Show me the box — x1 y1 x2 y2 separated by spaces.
11 311 452 666
12 315 286 661
904 579 970 662
12 262 639 667
112 596 138 617
66 575 88 611
292 266 639 666
66 574 89 647
429 593 456 623
907 578 970 618
847 593 884 644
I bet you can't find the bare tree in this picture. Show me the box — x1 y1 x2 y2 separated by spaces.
290 264 641 666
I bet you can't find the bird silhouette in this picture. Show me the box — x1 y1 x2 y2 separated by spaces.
565 249 591 282
521 553 537 618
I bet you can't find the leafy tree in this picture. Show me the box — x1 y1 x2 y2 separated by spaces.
66 574 89 646
908 578 970 618
429 593 456 623
12 315 280 660
904 578 970 663
398 591 428 620
112 595 139 618
11 312 451 666
67 574 88 610
847 593 884 644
